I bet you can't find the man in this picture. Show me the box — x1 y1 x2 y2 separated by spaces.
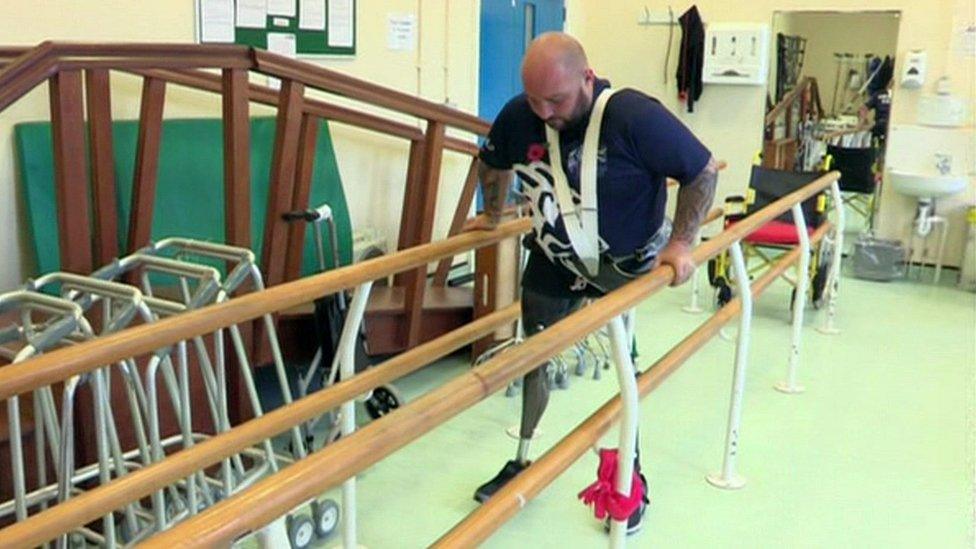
858 84 892 150
470 32 718 534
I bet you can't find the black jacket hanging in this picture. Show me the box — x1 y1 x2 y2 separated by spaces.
676 5 705 113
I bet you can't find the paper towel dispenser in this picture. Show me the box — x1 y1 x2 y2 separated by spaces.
702 23 770 86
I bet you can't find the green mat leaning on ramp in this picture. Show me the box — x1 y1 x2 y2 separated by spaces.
15 116 352 278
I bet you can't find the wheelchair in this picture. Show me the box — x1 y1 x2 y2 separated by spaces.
707 164 835 310
825 141 878 230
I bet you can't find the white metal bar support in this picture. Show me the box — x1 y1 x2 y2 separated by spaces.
337 282 373 549
707 240 752 490
776 203 810 394
819 181 845 334
606 314 641 548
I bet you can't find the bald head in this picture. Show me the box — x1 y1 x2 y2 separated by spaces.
521 32 595 130
522 32 589 82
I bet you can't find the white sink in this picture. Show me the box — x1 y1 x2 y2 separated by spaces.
887 170 967 199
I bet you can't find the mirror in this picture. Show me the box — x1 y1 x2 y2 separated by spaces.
763 10 900 232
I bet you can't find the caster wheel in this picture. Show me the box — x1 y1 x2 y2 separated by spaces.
715 281 732 309
555 370 569 390
312 499 340 539
287 433 315 458
287 514 315 549
364 384 404 420
811 263 829 309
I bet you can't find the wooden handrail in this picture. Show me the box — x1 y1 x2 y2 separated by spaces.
433 222 832 547
820 126 871 142
0 218 530 403
0 42 491 138
0 43 60 112
765 76 813 126
131 68 479 156
0 304 520 549
253 50 490 135
129 172 839 547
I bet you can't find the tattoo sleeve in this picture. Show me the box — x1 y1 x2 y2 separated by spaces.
477 161 513 222
670 157 719 245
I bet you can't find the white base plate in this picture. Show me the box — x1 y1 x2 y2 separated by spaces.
706 472 746 490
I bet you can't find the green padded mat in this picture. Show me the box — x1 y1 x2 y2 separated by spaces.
14 117 352 278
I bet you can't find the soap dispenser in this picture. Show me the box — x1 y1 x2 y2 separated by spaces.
900 50 927 89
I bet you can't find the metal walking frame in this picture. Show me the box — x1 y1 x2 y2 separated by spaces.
0 235 356 548
0 290 122 547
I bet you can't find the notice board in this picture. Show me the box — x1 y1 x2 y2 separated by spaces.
197 0 356 56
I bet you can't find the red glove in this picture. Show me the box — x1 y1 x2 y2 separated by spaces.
578 448 646 522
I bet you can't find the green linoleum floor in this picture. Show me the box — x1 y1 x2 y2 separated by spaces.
275 268 975 548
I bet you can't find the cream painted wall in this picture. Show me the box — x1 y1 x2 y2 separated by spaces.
0 0 480 291
775 11 900 116
567 0 975 267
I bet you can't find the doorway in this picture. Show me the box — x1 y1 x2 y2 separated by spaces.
478 0 565 122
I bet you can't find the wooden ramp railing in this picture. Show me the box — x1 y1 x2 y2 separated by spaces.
0 41 493 360
763 76 823 170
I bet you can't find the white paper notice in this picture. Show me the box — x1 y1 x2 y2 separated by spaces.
266 32 297 90
267 32 297 58
299 0 326 31
328 0 354 48
387 14 416 51
237 0 267 28
200 0 235 43
268 0 296 17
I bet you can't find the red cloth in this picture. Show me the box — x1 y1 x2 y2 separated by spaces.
578 448 646 521
743 220 814 245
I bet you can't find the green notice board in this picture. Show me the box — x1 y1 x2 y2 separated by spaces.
15 117 353 278
217 0 356 56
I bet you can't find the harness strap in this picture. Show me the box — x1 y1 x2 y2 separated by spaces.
545 87 619 276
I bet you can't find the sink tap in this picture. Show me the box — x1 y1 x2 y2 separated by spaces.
934 153 952 175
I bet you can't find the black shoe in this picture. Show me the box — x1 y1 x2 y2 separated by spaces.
603 474 649 536
473 460 529 503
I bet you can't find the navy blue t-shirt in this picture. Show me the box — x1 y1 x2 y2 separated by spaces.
865 91 891 138
480 78 711 294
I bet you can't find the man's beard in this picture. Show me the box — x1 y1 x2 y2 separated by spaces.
544 91 590 131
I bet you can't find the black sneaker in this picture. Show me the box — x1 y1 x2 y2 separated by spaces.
473 460 529 503
603 474 649 536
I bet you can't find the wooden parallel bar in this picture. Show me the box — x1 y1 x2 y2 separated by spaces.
125 77 166 254
254 51 489 135
403 121 447 347
129 173 840 548
48 69 93 273
433 157 480 287
0 173 837 546
0 304 519 548
221 68 251 250
0 218 530 402
260 80 305 287
84 68 119 265
283 114 320 282
434 222 834 547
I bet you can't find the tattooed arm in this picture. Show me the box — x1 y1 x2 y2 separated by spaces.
657 156 720 286
465 161 514 231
